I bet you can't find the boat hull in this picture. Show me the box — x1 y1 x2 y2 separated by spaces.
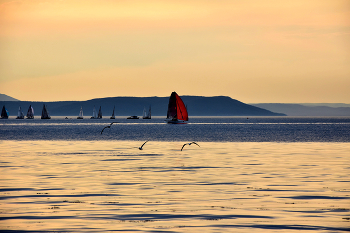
165 119 187 124
127 116 139 119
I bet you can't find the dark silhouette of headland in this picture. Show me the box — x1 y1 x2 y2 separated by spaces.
0 95 285 116
0 94 19 102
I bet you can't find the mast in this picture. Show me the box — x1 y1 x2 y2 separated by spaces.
98 106 102 119
110 106 115 119
148 105 151 118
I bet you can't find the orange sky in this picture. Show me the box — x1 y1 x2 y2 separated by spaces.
0 0 349 102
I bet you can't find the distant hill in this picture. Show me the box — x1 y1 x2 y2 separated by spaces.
0 94 19 101
252 103 350 116
0 96 284 117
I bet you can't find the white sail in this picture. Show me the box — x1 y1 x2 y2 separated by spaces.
18 107 21 117
16 106 24 119
143 105 151 119
77 106 83 119
143 107 147 118
91 106 97 119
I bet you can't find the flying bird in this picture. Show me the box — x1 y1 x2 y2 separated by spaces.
181 142 200 151
139 140 149 150
100 122 118 134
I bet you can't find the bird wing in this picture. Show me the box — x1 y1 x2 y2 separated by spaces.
181 143 187 151
192 142 200 147
100 126 108 134
110 122 118 125
140 140 148 148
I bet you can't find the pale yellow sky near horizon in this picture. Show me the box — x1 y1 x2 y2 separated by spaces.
0 0 349 103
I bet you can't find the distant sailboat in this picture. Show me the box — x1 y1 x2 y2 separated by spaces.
16 106 24 119
1 105 9 119
97 106 102 119
91 106 97 119
165 92 188 124
26 105 34 119
143 105 151 119
110 106 115 119
77 106 83 119
41 104 51 119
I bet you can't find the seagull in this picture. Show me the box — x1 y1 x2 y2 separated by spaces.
100 122 119 134
181 142 200 151
139 140 149 150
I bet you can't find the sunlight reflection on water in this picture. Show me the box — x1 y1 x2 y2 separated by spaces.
1 140 349 232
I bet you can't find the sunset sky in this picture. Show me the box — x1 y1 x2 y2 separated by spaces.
0 0 349 103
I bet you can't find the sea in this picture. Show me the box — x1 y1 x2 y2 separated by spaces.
0 116 349 232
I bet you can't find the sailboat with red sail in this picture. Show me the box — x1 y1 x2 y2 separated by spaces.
165 92 188 124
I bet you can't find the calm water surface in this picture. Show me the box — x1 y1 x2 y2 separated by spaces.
0 117 349 232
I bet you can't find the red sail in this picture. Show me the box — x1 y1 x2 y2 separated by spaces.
175 93 188 121
167 92 188 121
